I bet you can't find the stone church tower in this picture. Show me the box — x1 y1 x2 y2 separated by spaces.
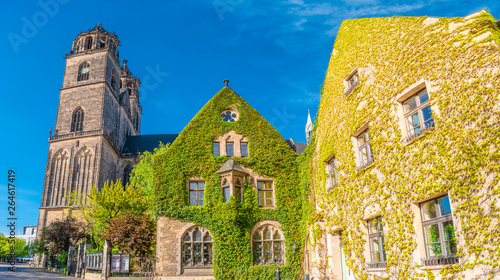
37 24 143 235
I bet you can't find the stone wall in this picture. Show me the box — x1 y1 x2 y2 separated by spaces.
156 216 190 276
308 10 500 280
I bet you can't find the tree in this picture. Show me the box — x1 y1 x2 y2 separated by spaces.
36 216 87 256
0 236 27 259
104 211 156 255
130 142 170 211
77 180 149 249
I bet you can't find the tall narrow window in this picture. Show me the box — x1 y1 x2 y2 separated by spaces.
241 143 248 157
403 88 434 142
213 143 220 156
71 107 84 132
123 164 132 186
257 181 273 207
226 142 234 157
222 178 230 202
111 69 116 90
326 157 338 191
98 36 106 48
420 195 458 266
85 36 93 50
78 62 90 81
188 181 205 206
357 130 373 169
253 224 284 265
135 113 139 131
367 217 386 268
234 177 243 203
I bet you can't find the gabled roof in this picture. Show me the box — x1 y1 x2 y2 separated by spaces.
215 159 248 174
122 134 178 153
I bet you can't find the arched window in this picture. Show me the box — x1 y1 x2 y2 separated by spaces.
252 224 285 265
181 226 212 268
111 69 116 89
85 36 93 50
71 107 84 132
123 164 132 186
78 62 90 81
98 36 106 48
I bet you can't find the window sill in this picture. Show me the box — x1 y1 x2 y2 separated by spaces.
402 125 435 146
355 158 374 172
420 256 459 268
344 82 359 97
367 267 387 272
259 206 276 210
366 262 387 271
326 184 338 193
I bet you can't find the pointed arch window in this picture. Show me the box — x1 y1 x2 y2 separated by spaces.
123 164 133 186
78 62 90 81
181 226 212 268
71 107 84 132
111 69 116 90
252 224 285 265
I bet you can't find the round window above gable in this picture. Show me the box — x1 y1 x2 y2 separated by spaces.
220 110 238 122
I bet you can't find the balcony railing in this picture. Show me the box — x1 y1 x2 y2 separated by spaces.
421 255 459 266
367 261 387 269
344 80 359 96
403 119 435 144
355 156 374 171
49 129 103 141
121 153 139 158
65 47 119 60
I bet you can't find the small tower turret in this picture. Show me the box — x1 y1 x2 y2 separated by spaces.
306 110 313 144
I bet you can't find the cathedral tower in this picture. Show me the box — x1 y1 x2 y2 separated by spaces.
37 24 142 232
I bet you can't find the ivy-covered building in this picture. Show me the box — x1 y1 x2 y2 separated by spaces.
306 10 500 280
153 85 308 279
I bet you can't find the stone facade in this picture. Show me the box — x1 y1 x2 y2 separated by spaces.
307 10 500 280
36 24 143 260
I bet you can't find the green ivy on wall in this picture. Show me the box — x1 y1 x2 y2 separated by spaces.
152 87 309 279
307 11 500 280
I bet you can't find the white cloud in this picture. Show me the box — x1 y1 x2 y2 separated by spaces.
293 18 308 30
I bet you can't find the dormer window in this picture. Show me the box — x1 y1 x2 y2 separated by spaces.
222 178 230 202
216 159 248 203
344 69 360 96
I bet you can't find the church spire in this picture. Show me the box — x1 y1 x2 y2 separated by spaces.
306 110 313 144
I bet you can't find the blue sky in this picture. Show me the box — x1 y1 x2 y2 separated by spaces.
0 0 498 235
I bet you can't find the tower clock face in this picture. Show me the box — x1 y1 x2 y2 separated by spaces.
81 67 90 74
